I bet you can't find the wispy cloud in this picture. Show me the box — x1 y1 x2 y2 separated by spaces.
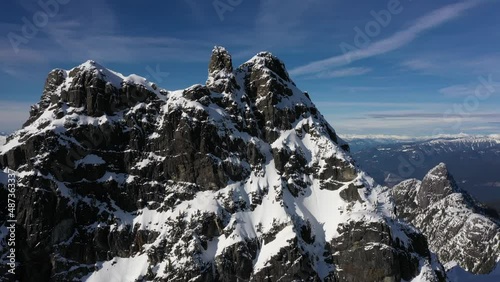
311 67 371 79
329 86 404 94
0 5 213 78
48 33 212 63
460 53 500 74
326 111 500 136
327 115 455 135
462 125 500 131
290 1 482 76
401 58 438 72
439 85 477 97
399 52 500 76
439 80 500 97
366 112 500 119
315 101 446 109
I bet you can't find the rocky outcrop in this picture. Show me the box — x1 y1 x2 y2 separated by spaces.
393 163 500 274
331 220 444 282
0 47 446 281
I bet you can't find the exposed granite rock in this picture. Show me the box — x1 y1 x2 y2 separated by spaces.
339 183 362 202
331 220 445 282
207 46 237 94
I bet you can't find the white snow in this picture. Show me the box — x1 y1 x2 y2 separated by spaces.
84 254 150 282
75 154 105 167
133 152 166 170
253 225 296 271
96 172 127 184
75 60 163 96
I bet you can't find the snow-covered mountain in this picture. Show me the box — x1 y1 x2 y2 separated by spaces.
393 163 500 276
346 135 500 209
0 47 497 281
0 47 448 282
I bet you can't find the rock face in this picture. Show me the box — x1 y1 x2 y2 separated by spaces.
0 47 446 281
393 163 500 274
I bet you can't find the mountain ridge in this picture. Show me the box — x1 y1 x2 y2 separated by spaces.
343 134 500 153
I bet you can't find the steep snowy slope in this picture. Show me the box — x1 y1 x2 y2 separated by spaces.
0 47 446 281
393 163 500 275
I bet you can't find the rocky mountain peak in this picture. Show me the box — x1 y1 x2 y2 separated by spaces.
424 162 450 178
24 60 166 128
66 60 121 87
418 162 458 207
68 60 158 91
240 51 293 84
75 59 101 69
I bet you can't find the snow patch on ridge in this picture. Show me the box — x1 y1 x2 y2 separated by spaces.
253 225 296 271
75 154 105 167
84 254 150 282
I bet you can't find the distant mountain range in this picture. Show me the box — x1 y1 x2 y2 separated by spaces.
344 133 500 152
344 134 500 211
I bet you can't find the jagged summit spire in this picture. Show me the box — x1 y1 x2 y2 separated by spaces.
208 46 233 75
423 162 454 184
427 162 448 175
418 162 458 207
206 46 236 93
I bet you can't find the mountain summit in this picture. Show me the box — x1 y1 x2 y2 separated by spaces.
1 47 452 281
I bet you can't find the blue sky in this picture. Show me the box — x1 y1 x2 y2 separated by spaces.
1 0 499 136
